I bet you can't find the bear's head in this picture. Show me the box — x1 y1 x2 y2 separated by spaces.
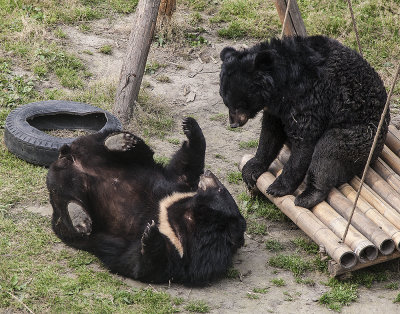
160 170 246 283
220 46 276 127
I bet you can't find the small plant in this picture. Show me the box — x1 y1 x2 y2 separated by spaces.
265 239 284 252
319 278 358 312
268 254 312 277
225 267 240 279
253 287 269 294
295 277 315 286
283 291 293 301
156 75 171 83
189 12 203 25
82 50 93 55
394 293 400 303
239 192 286 221
226 126 242 132
154 155 170 166
185 300 210 313
145 61 165 74
271 278 286 287
54 28 67 38
79 24 92 32
214 154 227 161
239 140 259 149
247 221 267 235
168 138 180 145
385 282 399 290
210 113 227 123
99 45 112 55
227 171 242 184
291 237 319 255
246 292 259 299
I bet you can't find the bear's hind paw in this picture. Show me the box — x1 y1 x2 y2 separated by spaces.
104 132 138 152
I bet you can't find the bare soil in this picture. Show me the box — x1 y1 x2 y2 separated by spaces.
29 8 400 314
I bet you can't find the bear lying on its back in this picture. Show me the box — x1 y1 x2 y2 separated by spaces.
219 35 389 208
47 118 246 285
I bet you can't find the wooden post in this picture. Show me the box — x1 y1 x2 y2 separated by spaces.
114 0 161 126
275 0 307 37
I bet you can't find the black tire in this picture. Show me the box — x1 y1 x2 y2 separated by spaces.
4 100 123 167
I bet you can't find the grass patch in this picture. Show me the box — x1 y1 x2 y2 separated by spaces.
271 278 286 287
319 278 358 312
168 138 181 145
131 90 175 139
253 287 269 294
269 254 313 277
154 155 171 167
246 292 259 299
185 300 210 313
394 293 400 303
214 153 227 161
156 74 171 83
227 171 242 184
98 44 113 54
291 237 319 255
211 0 281 39
247 221 267 235
145 61 166 74
239 140 259 149
0 211 181 313
225 267 240 279
385 282 399 290
210 113 227 123
265 239 284 252
238 192 286 221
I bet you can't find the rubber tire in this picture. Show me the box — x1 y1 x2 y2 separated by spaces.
4 100 123 167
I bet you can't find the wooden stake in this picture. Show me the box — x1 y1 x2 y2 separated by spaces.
275 0 307 37
114 0 161 126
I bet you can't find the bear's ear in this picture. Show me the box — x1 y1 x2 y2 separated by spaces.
220 47 237 61
254 50 275 70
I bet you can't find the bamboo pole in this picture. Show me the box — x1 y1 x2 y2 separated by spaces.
350 177 400 230
364 167 400 213
386 125 400 156
268 159 378 262
240 155 357 269
326 189 395 255
340 183 400 251
373 158 400 194
276 146 394 255
380 145 400 177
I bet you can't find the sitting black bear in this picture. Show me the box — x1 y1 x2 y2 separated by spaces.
47 118 246 285
219 35 389 208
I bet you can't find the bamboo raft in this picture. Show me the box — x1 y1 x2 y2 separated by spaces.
239 125 400 276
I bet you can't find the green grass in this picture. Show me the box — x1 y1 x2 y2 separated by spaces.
247 220 267 235
156 74 172 83
98 44 113 55
227 171 242 184
0 211 182 313
225 267 240 279
385 282 399 290
145 61 166 74
209 113 227 123
271 278 286 287
319 278 358 312
394 293 400 303
246 292 259 299
238 192 286 221
291 237 319 255
154 155 171 167
253 287 269 294
265 239 284 252
268 254 313 277
185 300 210 313
239 140 259 149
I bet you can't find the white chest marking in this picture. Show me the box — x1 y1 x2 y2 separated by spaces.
158 192 196 258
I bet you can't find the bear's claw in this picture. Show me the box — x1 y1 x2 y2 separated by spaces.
67 201 92 235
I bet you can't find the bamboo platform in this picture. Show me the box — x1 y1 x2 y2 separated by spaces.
239 125 400 276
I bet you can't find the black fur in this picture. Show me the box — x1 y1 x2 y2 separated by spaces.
219 36 389 208
47 118 246 285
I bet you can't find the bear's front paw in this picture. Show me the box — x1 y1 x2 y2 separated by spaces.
182 117 203 143
242 158 267 189
104 132 139 152
266 176 297 197
141 221 163 255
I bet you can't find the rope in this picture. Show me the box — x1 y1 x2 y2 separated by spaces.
342 64 400 242
346 0 363 57
280 0 292 39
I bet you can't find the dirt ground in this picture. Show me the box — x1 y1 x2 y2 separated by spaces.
29 9 400 314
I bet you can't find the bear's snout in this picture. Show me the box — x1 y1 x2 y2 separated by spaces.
198 170 223 191
229 109 249 128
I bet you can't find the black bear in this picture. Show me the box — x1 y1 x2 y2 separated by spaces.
47 118 246 285
219 35 389 208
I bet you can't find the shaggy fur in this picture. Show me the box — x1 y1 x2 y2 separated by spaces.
47 118 246 285
219 35 389 208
